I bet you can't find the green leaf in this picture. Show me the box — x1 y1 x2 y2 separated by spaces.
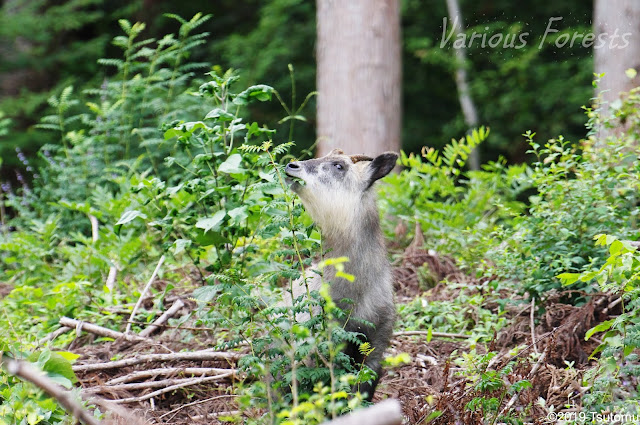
116 210 147 226
228 206 249 226
218 154 245 174
557 272 580 286
173 239 192 255
233 84 274 105
205 108 235 121
585 319 614 340
196 210 226 233
192 286 219 303
609 240 625 255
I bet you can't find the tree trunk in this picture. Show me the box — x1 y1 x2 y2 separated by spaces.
594 0 640 134
315 0 401 156
445 0 480 170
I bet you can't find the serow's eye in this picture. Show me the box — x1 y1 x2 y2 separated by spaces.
334 163 343 170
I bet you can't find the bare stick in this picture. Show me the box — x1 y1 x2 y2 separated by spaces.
73 349 240 373
393 330 470 339
105 266 117 294
115 372 235 404
603 296 623 314
500 349 548 416
188 411 241 421
139 299 185 338
39 326 72 346
126 255 165 334
158 394 238 420
85 372 233 394
5 358 101 425
60 317 148 343
105 367 234 385
323 399 402 425
89 214 99 243
530 297 538 354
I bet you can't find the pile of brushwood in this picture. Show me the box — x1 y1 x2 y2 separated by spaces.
2 14 640 425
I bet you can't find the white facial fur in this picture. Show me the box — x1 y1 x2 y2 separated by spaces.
285 150 378 240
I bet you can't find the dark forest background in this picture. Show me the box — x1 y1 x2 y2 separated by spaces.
0 0 593 177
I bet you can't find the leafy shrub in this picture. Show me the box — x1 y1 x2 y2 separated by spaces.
379 127 529 267
560 235 640 416
492 127 640 299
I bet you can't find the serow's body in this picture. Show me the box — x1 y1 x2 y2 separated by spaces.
285 149 398 400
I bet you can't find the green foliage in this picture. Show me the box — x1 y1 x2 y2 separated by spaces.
379 127 529 266
0 351 80 425
563 235 640 415
399 281 508 345
491 129 639 299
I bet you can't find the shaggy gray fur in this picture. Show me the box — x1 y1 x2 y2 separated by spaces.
284 149 397 400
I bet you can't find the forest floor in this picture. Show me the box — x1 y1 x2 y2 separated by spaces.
36 236 617 425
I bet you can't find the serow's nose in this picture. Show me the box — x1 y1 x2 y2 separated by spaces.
286 162 301 171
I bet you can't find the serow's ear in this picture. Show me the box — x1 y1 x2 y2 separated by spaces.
366 152 398 189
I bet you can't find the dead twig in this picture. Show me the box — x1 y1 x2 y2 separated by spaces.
188 411 241 421
4 357 101 425
126 255 165 334
59 317 149 343
105 266 117 294
39 326 72 346
89 214 99 243
105 367 235 385
530 297 538 354
115 372 235 404
393 330 471 339
73 349 240 373
139 299 185 338
85 372 233 394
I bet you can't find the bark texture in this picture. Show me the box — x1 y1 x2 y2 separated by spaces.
594 0 640 108
316 0 401 156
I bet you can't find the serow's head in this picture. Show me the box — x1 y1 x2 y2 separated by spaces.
284 149 398 236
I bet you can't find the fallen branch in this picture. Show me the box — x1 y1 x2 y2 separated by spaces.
126 254 165 334
105 265 117 294
59 317 148 343
530 297 538 354
4 358 101 425
115 372 235 404
39 326 72 346
88 214 99 243
393 330 471 339
105 367 235 385
85 371 233 394
139 298 185 338
73 349 240 373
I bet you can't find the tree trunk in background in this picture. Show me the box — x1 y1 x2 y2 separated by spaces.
446 0 480 170
594 0 640 135
315 0 401 156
